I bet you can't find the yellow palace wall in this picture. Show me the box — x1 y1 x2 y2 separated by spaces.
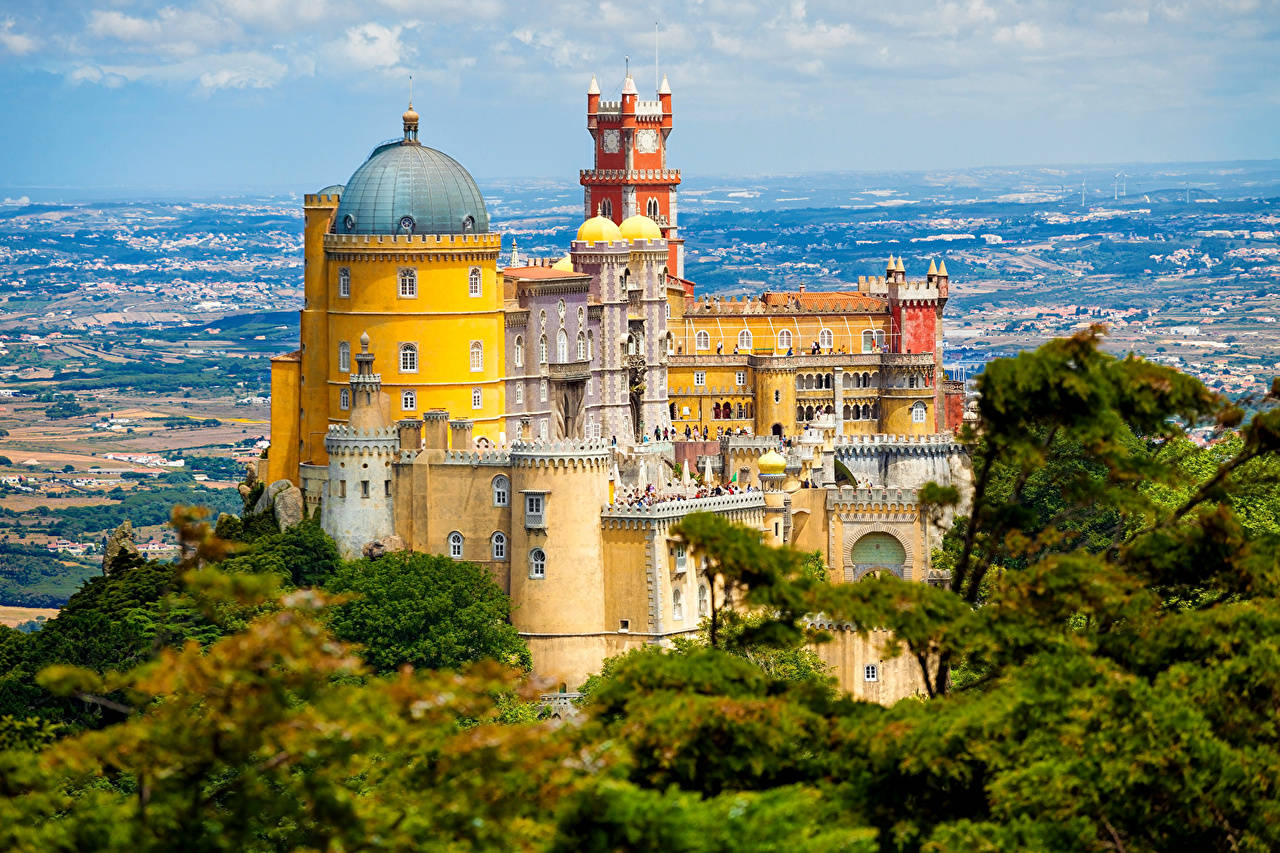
673 313 891 357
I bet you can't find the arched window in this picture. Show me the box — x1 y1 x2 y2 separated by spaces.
600 198 613 219
539 379 548 402
672 587 683 621
492 475 509 507
338 341 350 373
862 403 872 420
861 329 875 353
491 531 507 560
695 330 710 351
647 197 660 219
796 406 805 421
626 334 637 356
865 664 878 682
819 328 833 350
665 302 671 320
538 335 548 364
557 329 569 363
472 387 483 409
777 328 792 351
470 341 484 372
398 268 417 298
514 336 524 367
863 372 872 387
843 404 853 420
805 405 815 420
587 331 594 360
698 584 708 617
529 548 546 578
912 402 927 423
514 383 524 404
796 375 805 390
402 389 416 410
339 388 350 410
338 267 351 298
737 329 752 352
578 306 585 326
908 375 918 389
577 331 586 360
400 343 418 373
667 333 675 355
468 267 481 297
712 402 722 419
874 329 886 349
448 531 463 560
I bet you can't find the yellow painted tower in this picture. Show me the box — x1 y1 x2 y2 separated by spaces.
271 104 506 483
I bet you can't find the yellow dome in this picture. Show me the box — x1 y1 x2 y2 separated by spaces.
619 214 662 241
551 254 574 272
576 216 623 244
757 449 786 476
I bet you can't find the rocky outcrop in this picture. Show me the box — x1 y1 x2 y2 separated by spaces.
362 535 406 560
249 478 307 532
102 520 141 576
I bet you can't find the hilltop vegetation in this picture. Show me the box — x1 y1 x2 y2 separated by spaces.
0 332 1278 851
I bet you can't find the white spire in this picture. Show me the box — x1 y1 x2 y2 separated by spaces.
658 73 671 95
588 74 600 95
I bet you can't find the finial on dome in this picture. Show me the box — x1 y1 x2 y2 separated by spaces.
360 331 370 353
588 74 600 95
658 73 671 95
402 77 420 143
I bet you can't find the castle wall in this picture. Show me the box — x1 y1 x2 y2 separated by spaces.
267 354 301 485
809 626 927 704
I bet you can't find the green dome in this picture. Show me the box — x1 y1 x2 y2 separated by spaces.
334 141 489 236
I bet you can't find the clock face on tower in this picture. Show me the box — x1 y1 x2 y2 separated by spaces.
635 128 660 154
601 129 620 154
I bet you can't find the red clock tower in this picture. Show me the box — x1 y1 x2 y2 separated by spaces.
582 72 685 281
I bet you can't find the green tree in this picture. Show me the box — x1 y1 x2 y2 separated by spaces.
325 552 532 674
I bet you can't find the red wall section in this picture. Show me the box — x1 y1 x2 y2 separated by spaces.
900 304 938 354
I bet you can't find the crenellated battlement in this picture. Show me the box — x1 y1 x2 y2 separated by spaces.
826 485 920 509
439 449 512 466
834 433 963 456
324 423 399 455
323 232 501 249
601 490 765 523
511 439 612 469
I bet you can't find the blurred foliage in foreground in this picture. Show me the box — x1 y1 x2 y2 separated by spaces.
0 330 1279 852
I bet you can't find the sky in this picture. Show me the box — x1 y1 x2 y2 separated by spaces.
0 0 1277 195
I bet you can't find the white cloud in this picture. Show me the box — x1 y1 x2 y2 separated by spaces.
993 21 1045 50
335 22 410 70
0 18 39 55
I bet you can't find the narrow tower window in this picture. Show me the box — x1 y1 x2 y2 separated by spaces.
492 475 510 507
912 402 927 423
398 268 417 298
470 341 484 372
647 197 660 219
577 331 586 361
529 547 546 578
448 531 463 559
539 335 548 364
338 267 351 298
401 389 416 410
514 335 524 367
338 341 350 373
557 329 569 363
472 387 482 409
339 388 350 410
399 343 418 373
468 267 482 297
491 532 507 560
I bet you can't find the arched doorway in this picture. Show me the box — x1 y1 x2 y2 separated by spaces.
847 532 907 581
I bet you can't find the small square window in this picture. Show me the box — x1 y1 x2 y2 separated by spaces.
693 371 706 387
618 619 630 632
865 664 879 682
736 371 746 386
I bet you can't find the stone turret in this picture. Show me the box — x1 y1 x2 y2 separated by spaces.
322 332 399 558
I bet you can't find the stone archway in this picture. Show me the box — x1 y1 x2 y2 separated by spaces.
843 529 911 582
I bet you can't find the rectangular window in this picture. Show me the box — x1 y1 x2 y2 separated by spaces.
360 480 370 499
736 371 746 386
338 267 351 298
525 494 544 527
472 388 482 409
469 267 482 297
384 480 391 496
865 664 878 682
675 544 687 573
693 371 706 387
338 480 346 498
618 619 630 632
515 383 524 404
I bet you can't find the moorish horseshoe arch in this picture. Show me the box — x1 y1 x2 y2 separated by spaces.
841 523 913 582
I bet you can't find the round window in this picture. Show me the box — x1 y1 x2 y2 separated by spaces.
398 215 416 232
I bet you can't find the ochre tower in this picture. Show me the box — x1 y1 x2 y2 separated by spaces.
582 72 684 283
